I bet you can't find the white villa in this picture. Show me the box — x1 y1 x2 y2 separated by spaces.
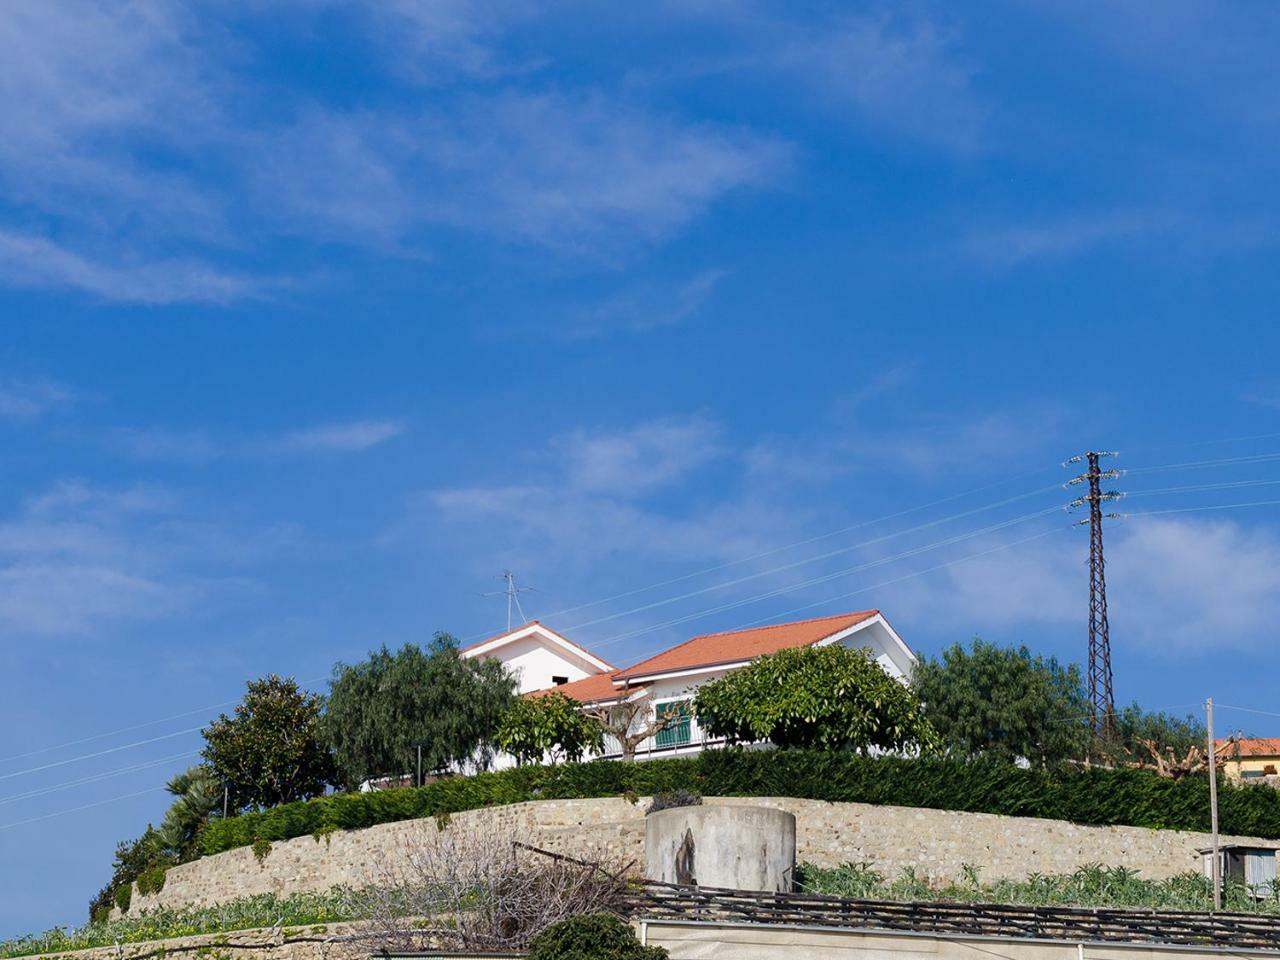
461 610 916 761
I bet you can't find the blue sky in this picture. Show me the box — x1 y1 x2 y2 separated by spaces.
4 0 1280 936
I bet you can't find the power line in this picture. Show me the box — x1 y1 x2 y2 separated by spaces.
0 751 197 807
0 674 327 768
1121 498 1280 519
0 726 205 783
459 447 1280 645
594 493 1280 664
0 703 232 767
726 526 1069 634
1213 704 1280 721
1127 451 1280 475
558 489 1067 637
593 512 1064 655
460 466 1062 637
1126 477 1280 498
0 787 165 833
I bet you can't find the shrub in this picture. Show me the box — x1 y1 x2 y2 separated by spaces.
497 692 604 765
527 913 668 960
647 790 703 815
695 645 937 752
135 865 167 897
201 750 1280 857
796 862 1270 913
113 884 131 914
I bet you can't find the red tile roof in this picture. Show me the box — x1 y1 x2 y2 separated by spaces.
1219 738 1280 757
612 610 880 682
526 673 634 704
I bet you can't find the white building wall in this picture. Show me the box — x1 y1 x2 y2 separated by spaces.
475 634 597 694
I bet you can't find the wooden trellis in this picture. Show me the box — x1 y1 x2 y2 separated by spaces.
625 882 1280 951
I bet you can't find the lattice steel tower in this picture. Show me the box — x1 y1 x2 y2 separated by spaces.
1064 451 1124 738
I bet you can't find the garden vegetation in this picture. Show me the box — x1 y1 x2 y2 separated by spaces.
202 748 1280 856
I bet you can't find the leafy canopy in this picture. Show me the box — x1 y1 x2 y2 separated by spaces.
87 828 164 921
202 675 334 810
323 633 517 786
153 765 224 864
913 639 1090 766
497 691 605 765
1112 703 1207 756
693 644 937 752
527 913 669 960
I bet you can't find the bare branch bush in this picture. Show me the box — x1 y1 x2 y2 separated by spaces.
583 694 679 762
351 817 632 952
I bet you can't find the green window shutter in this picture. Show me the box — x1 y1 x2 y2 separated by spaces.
655 700 692 748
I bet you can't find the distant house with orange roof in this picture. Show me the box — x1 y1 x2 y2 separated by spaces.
464 610 916 764
1217 738 1280 782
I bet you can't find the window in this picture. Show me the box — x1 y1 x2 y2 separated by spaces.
552 675 569 686
654 700 692 748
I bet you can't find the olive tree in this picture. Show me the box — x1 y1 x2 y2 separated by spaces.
912 639 1089 766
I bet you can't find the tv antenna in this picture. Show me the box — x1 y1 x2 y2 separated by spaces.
482 570 534 632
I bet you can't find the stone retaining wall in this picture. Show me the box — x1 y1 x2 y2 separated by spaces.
36 921 380 960
123 796 1273 915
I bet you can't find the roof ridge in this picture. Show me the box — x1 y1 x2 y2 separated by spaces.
686 609 878 642
614 610 878 678
461 620 616 670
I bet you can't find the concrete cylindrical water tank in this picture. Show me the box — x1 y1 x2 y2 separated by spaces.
645 804 796 892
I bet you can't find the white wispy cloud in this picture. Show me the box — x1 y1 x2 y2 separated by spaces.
558 269 727 339
274 419 406 453
112 419 407 462
253 94 788 253
0 230 268 304
0 482 189 636
0 478 307 638
0 377 73 422
422 414 800 579
962 210 1174 270
0 2 791 300
778 11 987 153
887 516 1280 653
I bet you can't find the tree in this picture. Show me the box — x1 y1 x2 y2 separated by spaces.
581 692 680 762
88 827 164 921
912 639 1090 766
202 674 334 809
497 692 604 765
1103 703 1223 779
1112 703 1206 756
324 633 517 786
693 645 937 753
153 765 224 863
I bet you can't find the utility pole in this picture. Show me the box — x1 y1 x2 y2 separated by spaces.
1064 451 1124 739
1207 697 1221 911
482 570 534 631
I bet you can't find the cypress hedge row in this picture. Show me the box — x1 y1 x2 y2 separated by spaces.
201 750 1280 857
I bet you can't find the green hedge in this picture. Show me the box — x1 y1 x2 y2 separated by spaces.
202 750 1280 856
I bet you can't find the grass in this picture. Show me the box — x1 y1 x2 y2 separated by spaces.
796 861 1280 913
0 890 363 959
